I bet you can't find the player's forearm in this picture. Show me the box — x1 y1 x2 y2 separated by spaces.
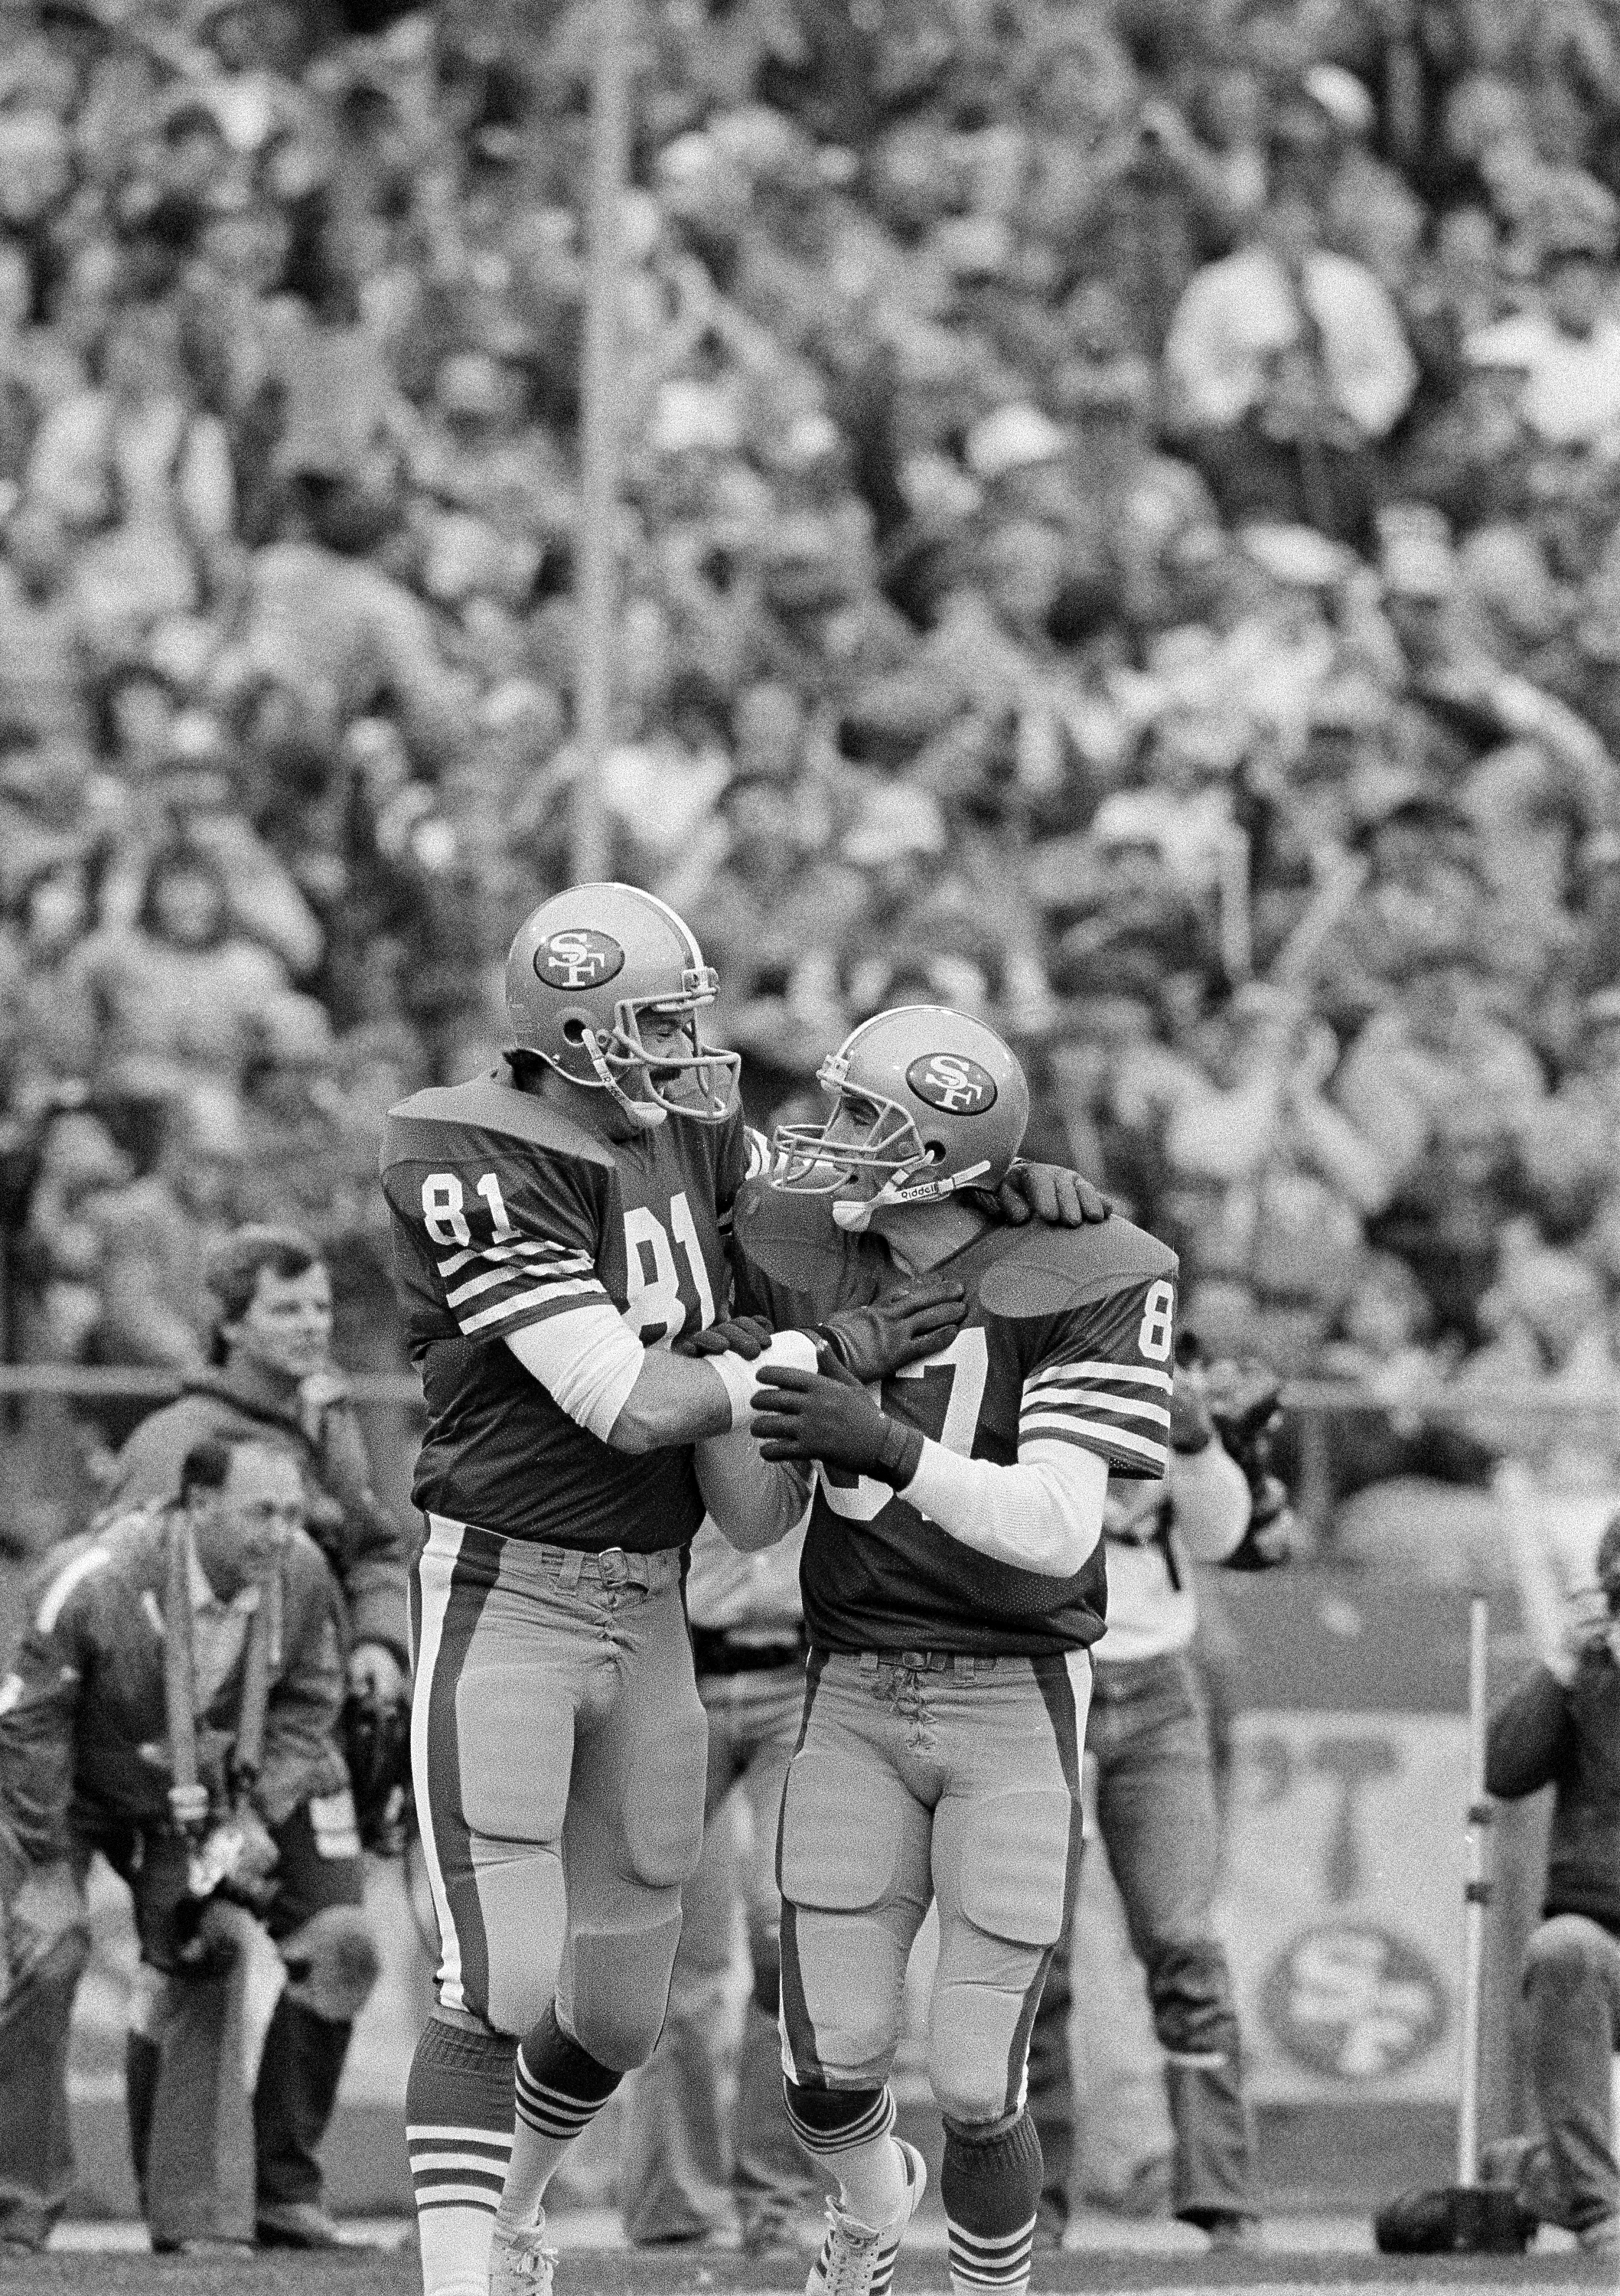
1166 1440 1250 1563
696 1427 813 1553
898 1439 1110 1577
506 1309 819 1453
608 1349 742 1453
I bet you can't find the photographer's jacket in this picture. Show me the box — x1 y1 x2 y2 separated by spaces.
105 1368 409 1665
1486 1641 1620 1936
0 1511 346 1867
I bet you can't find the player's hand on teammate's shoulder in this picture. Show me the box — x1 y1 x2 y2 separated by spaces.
752 1355 923 1486
993 1161 1112 1228
817 1277 966 1382
676 1314 776 1361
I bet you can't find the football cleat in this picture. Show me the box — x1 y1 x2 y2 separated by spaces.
505 882 739 1127
490 2210 559 2296
806 2138 927 2296
774 1006 1028 1231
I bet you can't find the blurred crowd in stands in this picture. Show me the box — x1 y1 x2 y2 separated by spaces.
3 0 1620 1544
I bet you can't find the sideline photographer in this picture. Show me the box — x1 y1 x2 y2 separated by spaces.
0 1437 378 2255
1475 1512 1620 2255
104 1224 410 2245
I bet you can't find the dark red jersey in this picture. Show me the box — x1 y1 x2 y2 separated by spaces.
731 1182 1178 1656
381 1068 750 1551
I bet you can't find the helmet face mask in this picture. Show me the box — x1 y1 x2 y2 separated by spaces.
590 975 738 1123
506 885 740 1127
774 1006 1026 1231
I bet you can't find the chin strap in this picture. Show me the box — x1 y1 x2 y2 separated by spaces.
833 1157 993 1231
580 1029 667 1130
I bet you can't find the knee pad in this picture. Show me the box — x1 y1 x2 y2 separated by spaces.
1146 1941 1240 2063
929 2007 1031 2130
468 1845 568 2037
280 1906 382 2022
562 1906 683 2073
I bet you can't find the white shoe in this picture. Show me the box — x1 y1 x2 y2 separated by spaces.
807 2138 927 2296
490 2212 558 2296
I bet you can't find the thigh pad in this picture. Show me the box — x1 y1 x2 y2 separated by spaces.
620 1703 708 1887
458 1661 573 1848
779 1750 906 1913
957 1789 1071 1947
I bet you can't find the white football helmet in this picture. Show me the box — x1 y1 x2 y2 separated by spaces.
505 882 739 1128
774 1005 1028 1230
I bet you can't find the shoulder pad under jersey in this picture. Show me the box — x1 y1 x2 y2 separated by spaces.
977 1216 1178 1321
730 1179 862 1293
380 1071 618 1176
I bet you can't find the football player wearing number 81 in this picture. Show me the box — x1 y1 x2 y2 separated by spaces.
691 1006 1221 2296
380 888 1102 2296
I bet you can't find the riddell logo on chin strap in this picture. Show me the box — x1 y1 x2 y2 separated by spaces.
907 1052 998 1113
536 928 626 990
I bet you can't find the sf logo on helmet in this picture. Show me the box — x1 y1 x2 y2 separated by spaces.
907 1052 999 1113
536 928 626 991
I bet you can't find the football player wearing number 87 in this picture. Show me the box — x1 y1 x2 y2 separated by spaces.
379 888 1106 2296
692 1006 1211 2296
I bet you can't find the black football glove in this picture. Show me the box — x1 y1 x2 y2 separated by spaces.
817 1277 966 1381
676 1315 775 1361
752 1357 924 1486
993 1161 1112 1228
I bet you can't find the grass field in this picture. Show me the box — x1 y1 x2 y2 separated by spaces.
4 2245 1612 2296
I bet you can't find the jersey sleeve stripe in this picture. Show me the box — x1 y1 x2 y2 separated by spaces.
1024 1361 1173 1392
1018 1413 1169 1467
458 1277 607 1333
444 1258 592 1308
1020 1385 1170 1429
436 1241 592 1278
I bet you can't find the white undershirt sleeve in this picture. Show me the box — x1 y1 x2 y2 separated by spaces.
507 1313 821 1444
898 1435 1110 1577
507 1304 647 1442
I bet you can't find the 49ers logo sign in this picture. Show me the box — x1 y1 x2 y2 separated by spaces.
535 928 626 991
907 1052 999 1114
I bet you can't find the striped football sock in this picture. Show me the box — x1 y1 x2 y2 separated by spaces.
406 2017 517 2296
942 2112 1042 2295
785 2079 907 2229
498 2002 622 2230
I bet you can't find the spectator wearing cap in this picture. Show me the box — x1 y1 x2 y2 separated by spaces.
1265 69 1422 294
98 1224 409 2248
